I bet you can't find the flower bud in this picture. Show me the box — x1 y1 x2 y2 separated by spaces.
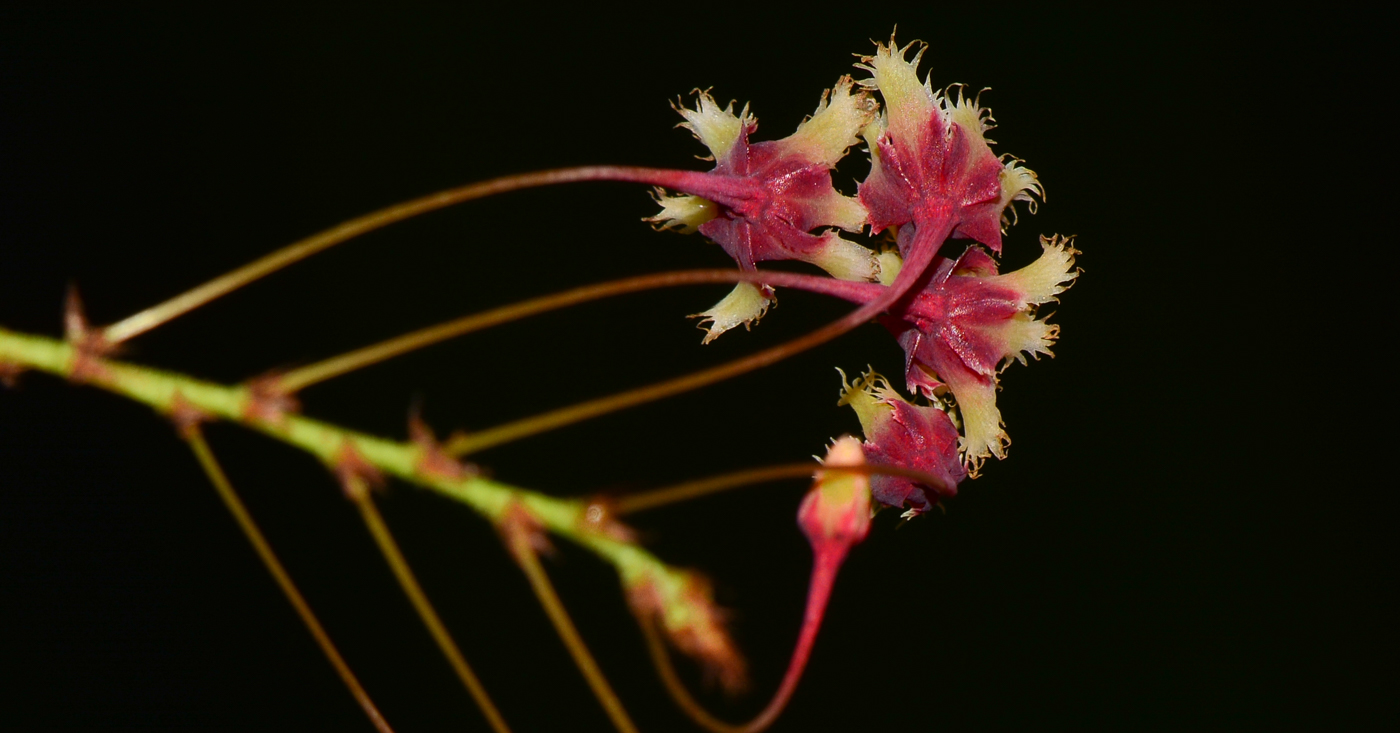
798 436 873 549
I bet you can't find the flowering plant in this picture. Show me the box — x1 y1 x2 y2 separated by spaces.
0 33 1076 732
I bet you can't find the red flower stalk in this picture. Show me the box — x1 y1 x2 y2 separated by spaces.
739 436 871 731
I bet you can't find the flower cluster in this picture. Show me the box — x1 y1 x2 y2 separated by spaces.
650 35 1077 511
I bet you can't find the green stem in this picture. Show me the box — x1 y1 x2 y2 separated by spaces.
0 326 686 608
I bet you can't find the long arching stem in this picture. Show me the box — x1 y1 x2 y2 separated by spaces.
444 215 956 456
612 461 954 515
0 326 729 609
444 226 948 458
614 463 817 515
181 426 396 733
276 269 875 394
98 165 743 345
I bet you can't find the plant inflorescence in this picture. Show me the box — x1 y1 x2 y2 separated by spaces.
0 33 1077 732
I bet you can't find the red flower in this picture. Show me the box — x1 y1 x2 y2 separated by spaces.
838 369 965 516
649 79 879 341
855 37 1042 295
881 236 1079 464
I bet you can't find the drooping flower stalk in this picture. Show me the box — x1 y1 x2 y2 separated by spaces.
97 166 688 345
92 160 855 349
440 293 889 457
611 460 967 515
777 437 874 725
341 473 513 733
275 268 877 394
181 426 397 733
501 505 639 733
631 438 873 733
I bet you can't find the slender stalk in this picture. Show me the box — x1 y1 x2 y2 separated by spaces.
612 461 954 515
637 550 847 733
98 165 729 346
182 426 395 733
278 268 871 393
2 327 888 731
743 549 845 732
441 305 862 455
614 464 816 515
344 476 512 733
445 217 957 456
501 510 639 733
638 616 743 733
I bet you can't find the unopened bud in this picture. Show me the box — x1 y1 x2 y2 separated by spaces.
798 436 872 552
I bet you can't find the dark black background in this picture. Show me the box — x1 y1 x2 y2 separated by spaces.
1 6 1389 731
